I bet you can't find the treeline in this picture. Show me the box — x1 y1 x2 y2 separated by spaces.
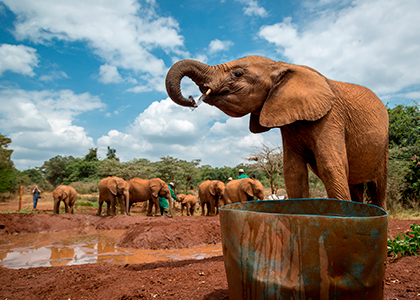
1 104 420 211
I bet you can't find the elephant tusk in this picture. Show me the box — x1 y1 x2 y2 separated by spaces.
206 89 212 95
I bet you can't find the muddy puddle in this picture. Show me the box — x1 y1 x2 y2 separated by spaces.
0 228 223 269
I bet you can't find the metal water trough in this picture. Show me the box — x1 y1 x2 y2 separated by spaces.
219 199 388 300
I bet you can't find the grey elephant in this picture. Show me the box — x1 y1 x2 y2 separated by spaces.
53 185 77 214
198 180 225 216
224 178 265 204
166 56 389 210
176 193 198 216
128 178 173 217
97 176 130 216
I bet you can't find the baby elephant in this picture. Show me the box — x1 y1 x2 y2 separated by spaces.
176 194 198 216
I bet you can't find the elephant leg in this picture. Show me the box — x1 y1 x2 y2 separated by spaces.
106 201 112 216
283 153 310 199
201 202 205 216
191 204 195 216
118 196 125 215
367 177 387 210
209 201 215 216
97 197 103 216
64 201 69 213
186 203 191 216
350 184 364 202
168 197 173 217
54 200 60 214
147 200 153 216
181 204 184 216
317 157 352 201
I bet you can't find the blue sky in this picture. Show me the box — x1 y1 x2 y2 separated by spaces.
0 0 419 171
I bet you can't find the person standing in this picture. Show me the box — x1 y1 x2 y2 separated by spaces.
237 169 249 179
159 182 177 217
32 185 41 210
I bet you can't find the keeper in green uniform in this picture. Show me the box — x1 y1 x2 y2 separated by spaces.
159 182 177 216
237 169 249 179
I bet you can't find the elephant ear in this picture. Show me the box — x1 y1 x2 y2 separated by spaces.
150 178 163 198
256 64 336 130
240 179 254 197
209 181 216 196
107 178 118 196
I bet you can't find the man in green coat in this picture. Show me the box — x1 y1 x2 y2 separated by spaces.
237 169 249 179
159 182 177 217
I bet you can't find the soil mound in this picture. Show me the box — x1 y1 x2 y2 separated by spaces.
118 219 221 249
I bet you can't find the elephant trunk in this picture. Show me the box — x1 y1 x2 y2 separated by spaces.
165 59 213 107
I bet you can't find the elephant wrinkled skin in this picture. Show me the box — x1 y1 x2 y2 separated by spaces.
53 185 77 214
128 178 173 217
198 180 226 216
176 194 198 216
224 178 265 204
97 177 130 216
166 56 389 210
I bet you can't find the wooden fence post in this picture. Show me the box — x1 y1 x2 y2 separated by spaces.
19 185 23 211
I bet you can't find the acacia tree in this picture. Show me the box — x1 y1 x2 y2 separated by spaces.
0 133 17 193
248 143 283 194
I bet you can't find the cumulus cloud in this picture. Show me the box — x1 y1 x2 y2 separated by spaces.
0 89 106 170
99 64 123 84
208 39 234 54
95 97 282 167
236 0 268 17
0 44 39 76
2 0 184 90
258 0 420 98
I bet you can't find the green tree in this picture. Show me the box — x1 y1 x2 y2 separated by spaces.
106 146 119 161
0 133 17 193
388 104 420 148
41 155 75 186
84 148 99 162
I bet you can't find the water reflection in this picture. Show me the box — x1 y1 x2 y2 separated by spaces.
0 228 222 269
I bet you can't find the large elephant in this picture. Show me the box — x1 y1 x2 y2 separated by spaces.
176 193 198 216
53 185 77 214
166 56 389 210
97 177 129 216
198 180 225 216
224 178 265 204
128 178 173 217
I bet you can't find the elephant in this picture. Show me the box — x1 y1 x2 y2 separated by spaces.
53 185 77 214
198 180 225 216
128 178 173 217
176 193 198 216
97 177 129 216
224 178 265 204
166 56 389 210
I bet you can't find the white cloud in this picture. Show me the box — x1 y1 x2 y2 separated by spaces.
258 0 420 97
99 64 123 84
0 44 38 76
208 39 234 54
236 0 268 17
2 0 185 90
96 97 282 167
0 89 106 170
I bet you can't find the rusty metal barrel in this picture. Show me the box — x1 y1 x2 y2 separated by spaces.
219 199 388 300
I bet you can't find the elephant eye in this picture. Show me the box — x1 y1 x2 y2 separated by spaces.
232 70 243 77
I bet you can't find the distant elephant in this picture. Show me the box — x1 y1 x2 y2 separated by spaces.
166 56 389 210
224 178 265 204
176 193 198 216
128 178 173 217
198 180 225 216
53 185 77 214
97 177 129 216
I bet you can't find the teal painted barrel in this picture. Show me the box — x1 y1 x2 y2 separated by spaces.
219 199 388 300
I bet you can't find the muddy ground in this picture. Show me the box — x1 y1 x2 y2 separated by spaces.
0 205 419 299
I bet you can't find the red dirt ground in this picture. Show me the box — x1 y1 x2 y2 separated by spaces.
0 207 419 299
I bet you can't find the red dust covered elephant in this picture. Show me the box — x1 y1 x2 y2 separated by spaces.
166 56 389 210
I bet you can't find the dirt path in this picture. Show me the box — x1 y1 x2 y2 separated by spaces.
0 212 419 299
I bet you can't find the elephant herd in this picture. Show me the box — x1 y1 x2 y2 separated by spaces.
52 176 266 217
